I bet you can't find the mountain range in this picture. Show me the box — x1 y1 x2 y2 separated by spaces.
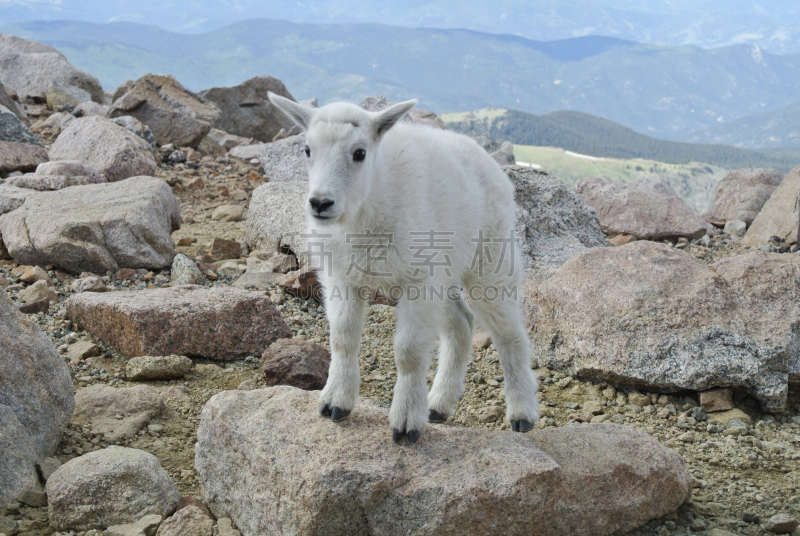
2 1 800 55
2 18 799 146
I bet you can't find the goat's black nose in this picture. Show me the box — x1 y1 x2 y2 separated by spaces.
309 197 335 213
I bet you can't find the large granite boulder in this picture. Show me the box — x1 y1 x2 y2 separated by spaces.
0 34 104 103
196 386 692 536
198 75 297 143
530 241 800 411
0 404 42 502
46 446 180 532
0 176 180 273
702 168 784 227
359 95 445 128
245 181 308 259
575 176 713 240
66 285 292 360
72 385 165 443
742 166 800 247
48 115 157 181
256 134 307 182
108 74 221 147
0 288 74 500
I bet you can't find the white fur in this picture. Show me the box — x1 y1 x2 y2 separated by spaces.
268 93 539 437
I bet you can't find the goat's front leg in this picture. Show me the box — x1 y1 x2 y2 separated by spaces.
319 286 367 421
390 300 438 443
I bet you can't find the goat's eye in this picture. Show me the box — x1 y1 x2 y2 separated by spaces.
353 149 366 162
304 146 311 157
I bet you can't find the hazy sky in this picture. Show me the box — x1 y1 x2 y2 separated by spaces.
2 1 799 54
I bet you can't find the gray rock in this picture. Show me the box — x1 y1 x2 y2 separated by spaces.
0 288 73 463
764 513 799 534
72 384 165 443
0 34 104 103
47 79 91 109
723 219 747 237
6 173 107 191
256 134 308 183
490 141 516 165
245 181 309 259
702 168 784 227
211 204 245 222
743 166 800 247
36 160 105 181
261 339 330 390
155 505 214 536
0 80 27 123
46 446 180 532
71 275 108 293
0 404 41 502
105 514 164 536
575 176 714 240
126 355 194 381
110 115 157 153
107 74 221 147
198 75 297 143
74 100 110 117
358 95 444 128
0 140 48 173
0 104 42 146
0 183 31 215
229 143 268 160
18 279 57 303
196 386 692 536
205 128 255 151
171 253 205 285
36 457 62 482
530 242 800 411
65 285 292 360
0 176 180 273
232 271 281 290
48 116 157 182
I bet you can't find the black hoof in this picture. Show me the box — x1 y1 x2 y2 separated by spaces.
330 406 351 422
392 428 403 442
407 429 421 444
428 409 447 423
319 403 332 416
511 419 534 433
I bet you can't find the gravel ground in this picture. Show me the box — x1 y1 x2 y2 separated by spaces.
2 151 799 536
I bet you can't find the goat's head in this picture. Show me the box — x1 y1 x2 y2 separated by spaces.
268 93 416 224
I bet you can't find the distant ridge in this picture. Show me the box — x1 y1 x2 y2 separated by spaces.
442 109 800 172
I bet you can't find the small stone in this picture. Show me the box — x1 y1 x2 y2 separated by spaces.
690 406 708 422
19 296 50 314
125 355 194 381
170 254 205 286
64 340 100 363
155 504 213 536
105 513 164 536
209 237 242 261
708 408 752 427
18 279 57 303
176 237 196 247
564 402 580 409
71 275 108 293
724 219 747 238
699 388 734 413
18 265 53 285
602 388 616 400
764 513 799 534
708 529 738 536
211 205 245 222
262 339 330 390
722 419 750 437
627 391 650 407
472 330 491 350
36 457 62 482
16 489 47 507
217 261 246 278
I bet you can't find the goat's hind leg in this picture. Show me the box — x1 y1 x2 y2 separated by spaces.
390 300 439 443
319 288 367 422
473 295 539 432
428 296 474 423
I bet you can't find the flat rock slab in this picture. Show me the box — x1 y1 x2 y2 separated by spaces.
530 241 800 411
576 176 713 240
66 285 292 360
0 176 180 273
196 386 691 536
126 355 194 381
46 446 180 532
72 384 165 443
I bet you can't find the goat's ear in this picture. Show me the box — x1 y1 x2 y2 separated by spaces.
267 92 314 130
372 99 417 139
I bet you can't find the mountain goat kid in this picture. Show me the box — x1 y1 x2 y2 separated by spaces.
268 93 539 443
